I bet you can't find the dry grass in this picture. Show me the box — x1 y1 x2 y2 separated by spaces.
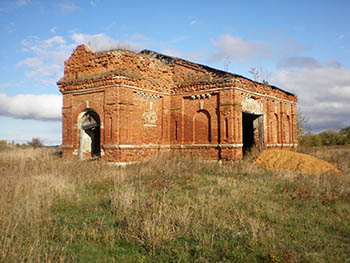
298 145 350 173
0 145 350 262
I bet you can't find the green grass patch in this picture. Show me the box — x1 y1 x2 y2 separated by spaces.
1 149 350 262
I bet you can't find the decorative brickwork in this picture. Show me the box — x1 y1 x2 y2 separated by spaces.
58 45 298 162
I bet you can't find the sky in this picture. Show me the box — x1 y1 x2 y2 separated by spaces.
0 0 350 145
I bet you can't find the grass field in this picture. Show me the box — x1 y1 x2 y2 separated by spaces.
0 145 349 262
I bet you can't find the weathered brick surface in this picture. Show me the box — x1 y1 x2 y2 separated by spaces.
58 45 298 162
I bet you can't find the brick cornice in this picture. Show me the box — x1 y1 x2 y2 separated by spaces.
59 74 297 103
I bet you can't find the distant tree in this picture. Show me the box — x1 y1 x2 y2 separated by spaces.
296 109 307 143
337 134 350 145
27 137 44 148
318 131 339 146
300 133 323 147
299 125 350 147
0 140 7 145
311 134 323 147
340 126 350 138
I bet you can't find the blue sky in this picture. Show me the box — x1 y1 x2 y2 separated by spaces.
1 0 350 145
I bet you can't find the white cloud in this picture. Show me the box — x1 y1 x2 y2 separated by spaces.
209 34 272 63
278 39 311 59
208 34 311 64
25 64 61 84
17 32 146 86
16 57 43 68
71 33 140 52
272 59 350 132
44 36 66 47
278 57 322 69
58 2 79 12
18 35 75 85
0 93 62 121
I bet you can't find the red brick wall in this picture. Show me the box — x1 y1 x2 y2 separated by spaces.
59 45 298 162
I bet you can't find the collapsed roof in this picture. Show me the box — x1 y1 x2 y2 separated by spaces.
58 45 296 101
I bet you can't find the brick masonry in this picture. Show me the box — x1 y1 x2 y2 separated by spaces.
58 45 298 162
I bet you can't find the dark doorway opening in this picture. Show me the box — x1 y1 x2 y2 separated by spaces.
82 110 101 158
242 112 262 155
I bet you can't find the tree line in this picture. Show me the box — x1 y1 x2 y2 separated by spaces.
300 127 350 147
0 137 44 148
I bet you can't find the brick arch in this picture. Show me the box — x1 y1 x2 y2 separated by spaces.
203 95 220 143
73 101 104 148
193 110 211 143
201 98 217 117
77 109 101 159
195 96 218 143
74 101 103 123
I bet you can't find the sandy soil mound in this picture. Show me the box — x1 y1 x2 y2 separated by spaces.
255 149 341 175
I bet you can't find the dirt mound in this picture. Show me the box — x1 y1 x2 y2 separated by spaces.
255 149 340 175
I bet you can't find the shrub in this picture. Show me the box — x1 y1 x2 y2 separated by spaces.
27 137 44 148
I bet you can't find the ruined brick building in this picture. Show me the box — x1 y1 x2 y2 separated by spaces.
57 45 297 162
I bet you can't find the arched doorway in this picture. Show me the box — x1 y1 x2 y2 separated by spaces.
78 110 101 159
242 112 263 155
